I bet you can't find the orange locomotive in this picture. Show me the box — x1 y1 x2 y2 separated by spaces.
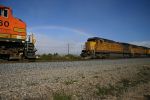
0 5 36 60
81 37 150 58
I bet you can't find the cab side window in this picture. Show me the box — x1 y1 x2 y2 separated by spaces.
0 8 2 16
4 9 8 17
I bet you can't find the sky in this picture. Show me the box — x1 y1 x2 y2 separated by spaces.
0 0 150 54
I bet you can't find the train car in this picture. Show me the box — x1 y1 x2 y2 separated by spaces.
81 37 150 58
130 45 148 57
148 49 150 56
0 5 36 60
120 43 131 57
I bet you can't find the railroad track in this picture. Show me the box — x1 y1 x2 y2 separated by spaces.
0 57 150 64
0 59 33 64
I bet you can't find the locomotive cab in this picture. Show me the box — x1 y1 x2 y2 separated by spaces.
0 5 26 41
0 7 9 17
81 37 98 58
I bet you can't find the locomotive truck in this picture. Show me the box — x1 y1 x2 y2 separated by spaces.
0 5 36 60
81 37 150 58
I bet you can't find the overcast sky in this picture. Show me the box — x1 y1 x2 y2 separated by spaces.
1 0 150 54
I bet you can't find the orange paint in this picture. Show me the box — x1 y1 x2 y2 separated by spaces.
0 5 26 40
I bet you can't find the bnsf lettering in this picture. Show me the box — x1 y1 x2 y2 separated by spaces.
0 20 9 27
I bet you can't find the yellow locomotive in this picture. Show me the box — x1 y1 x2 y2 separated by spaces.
81 37 150 58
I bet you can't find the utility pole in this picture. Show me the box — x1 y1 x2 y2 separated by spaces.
68 43 69 55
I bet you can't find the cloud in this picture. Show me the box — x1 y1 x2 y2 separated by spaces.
130 41 150 48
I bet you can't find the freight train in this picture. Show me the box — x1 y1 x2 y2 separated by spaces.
0 5 36 60
81 37 150 58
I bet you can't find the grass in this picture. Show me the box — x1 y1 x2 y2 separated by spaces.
64 79 78 85
96 85 114 96
95 65 150 97
37 53 81 61
53 93 71 100
137 65 150 83
96 79 131 98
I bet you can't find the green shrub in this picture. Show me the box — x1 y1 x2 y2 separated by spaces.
38 53 81 61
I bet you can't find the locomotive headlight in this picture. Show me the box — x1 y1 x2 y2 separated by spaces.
22 41 25 43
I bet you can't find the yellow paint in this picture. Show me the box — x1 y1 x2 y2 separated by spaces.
11 34 18 38
31 34 36 44
11 35 26 40
95 41 123 52
0 33 26 40
130 47 146 54
148 49 150 54
0 33 10 38
86 41 96 50
14 28 26 33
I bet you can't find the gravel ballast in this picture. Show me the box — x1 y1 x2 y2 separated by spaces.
0 58 150 100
